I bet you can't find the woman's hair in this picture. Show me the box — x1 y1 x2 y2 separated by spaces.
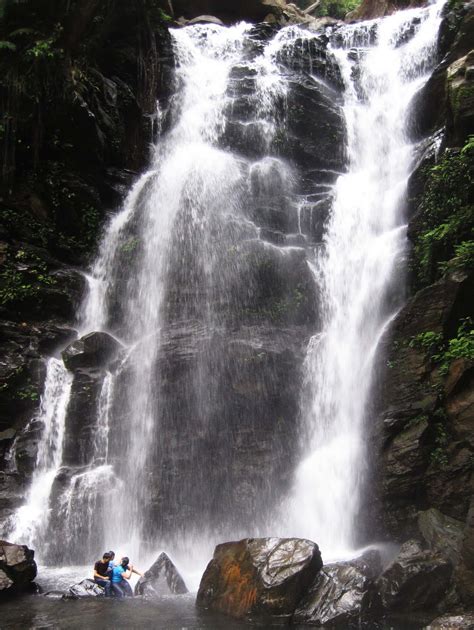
121 556 130 567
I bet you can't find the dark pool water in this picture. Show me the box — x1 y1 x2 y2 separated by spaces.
0 594 435 630
0 568 432 629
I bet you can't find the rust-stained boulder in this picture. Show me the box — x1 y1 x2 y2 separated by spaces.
196 537 322 619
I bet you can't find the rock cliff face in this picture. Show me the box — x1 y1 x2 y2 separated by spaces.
372 0 474 609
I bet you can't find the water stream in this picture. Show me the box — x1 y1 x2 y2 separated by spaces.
7 0 446 594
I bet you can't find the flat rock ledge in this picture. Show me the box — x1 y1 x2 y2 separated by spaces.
0 540 37 598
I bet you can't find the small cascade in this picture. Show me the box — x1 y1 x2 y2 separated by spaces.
10 359 73 551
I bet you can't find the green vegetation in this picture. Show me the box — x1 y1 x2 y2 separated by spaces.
295 0 362 19
0 248 56 306
412 137 474 289
409 318 474 375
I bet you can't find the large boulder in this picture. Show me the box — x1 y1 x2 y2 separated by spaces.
0 540 37 597
135 551 188 596
376 540 453 611
293 550 382 626
197 537 322 620
62 331 122 371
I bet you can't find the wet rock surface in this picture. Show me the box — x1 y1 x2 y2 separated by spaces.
376 540 453 611
0 540 37 597
66 578 105 599
197 537 322 619
135 552 188 596
293 551 382 625
62 332 123 372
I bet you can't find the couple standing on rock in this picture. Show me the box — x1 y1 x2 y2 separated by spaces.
93 550 144 598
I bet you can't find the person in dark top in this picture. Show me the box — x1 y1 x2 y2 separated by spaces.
93 552 112 596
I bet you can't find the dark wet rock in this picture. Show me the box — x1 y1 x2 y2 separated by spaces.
375 270 474 539
124 323 308 536
408 65 447 141
66 578 105 599
293 550 382 625
456 497 474 606
426 613 474 629
197 537 322 619
135 551 188 596
446 51 474 147
62 331 122 371
283 77 346 173
44 590 67 600
376 540 453 611
61 370 106 467
417 508 465 565
0 541 37 597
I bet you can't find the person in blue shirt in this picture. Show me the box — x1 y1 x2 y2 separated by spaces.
110 556 143 598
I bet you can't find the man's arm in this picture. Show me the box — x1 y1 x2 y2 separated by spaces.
93 569 109 580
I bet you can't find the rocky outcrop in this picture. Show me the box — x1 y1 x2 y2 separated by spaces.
376 540 453 611
376 269 474 537
293 551 382 625
135 552 188 596
0 541 37 598
197 537 322 619
62 332 123 371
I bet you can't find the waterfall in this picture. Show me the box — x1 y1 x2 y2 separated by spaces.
283 0 446 556
8 1 446 583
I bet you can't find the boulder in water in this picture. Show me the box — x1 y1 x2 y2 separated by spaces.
62 331 122 371
0 540 37 597
197 537 322 619
293 550 382 625
135 551 188 596
376 540 453 611
66 578 105 599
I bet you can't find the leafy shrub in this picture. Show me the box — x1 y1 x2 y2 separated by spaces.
412 137 474 288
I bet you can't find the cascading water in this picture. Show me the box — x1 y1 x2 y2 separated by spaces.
283 0 446 556
8 0 447 588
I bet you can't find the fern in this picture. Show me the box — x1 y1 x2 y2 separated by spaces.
0 40 16 51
